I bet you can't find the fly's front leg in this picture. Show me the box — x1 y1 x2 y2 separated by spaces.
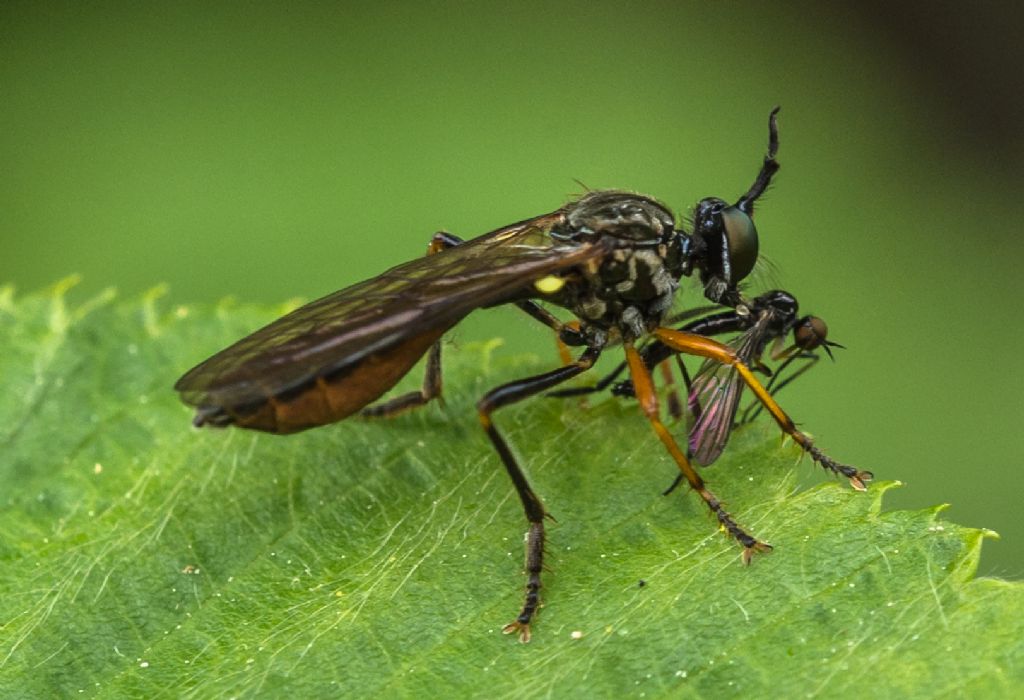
625 343 771 562
653 328 873 490
548 305 749 403
478 345 601 642
512 300 588 366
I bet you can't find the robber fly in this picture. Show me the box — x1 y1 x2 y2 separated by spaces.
175 109 871 642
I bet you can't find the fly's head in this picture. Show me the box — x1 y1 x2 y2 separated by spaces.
689 107 781 309
749 289 843 361
793 315 843 359
689 197 760 307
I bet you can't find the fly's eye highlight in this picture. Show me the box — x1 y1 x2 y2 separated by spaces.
720 206 759 284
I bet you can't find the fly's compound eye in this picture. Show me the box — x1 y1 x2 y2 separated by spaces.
693 198 759 288
719 206 759 284
794 315 828 350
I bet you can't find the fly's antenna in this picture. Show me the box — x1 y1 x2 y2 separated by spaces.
736 106 781 215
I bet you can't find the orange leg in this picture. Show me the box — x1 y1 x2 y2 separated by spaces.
652 327 873 490
658 359 683 420
625 343 771 562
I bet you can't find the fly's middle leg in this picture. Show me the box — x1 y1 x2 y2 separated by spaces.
477 346 601 642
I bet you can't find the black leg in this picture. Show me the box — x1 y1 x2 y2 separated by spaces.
360 339 445 418
548 358 630 399
659 360 683 421
513 300 586 345
478 345 602 642
739 352 819 425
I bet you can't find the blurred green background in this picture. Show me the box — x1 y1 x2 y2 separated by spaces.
2 2 1022 577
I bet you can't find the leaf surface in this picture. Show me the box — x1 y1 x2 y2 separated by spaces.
1 284 1021 698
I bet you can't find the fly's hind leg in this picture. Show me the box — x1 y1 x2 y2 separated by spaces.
361 232 462 418
478 345 602 642
359 339 445 418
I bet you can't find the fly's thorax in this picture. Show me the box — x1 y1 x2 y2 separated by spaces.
548 191 688 340
569 244 682 338
556 191 676 244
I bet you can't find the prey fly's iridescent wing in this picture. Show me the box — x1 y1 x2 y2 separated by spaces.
687 311 774 465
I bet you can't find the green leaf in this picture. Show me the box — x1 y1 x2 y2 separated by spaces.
1 283 1022 698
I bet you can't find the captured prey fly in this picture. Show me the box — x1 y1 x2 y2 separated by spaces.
175 109 871 642
686 291 846 468
555 289 852 477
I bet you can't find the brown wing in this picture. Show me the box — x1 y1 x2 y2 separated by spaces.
175 212 607 413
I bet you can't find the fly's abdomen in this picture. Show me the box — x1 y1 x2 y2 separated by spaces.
193 328 445 434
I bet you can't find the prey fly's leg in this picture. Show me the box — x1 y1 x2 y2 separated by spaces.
659 360 684 421
653 328 873 490
548 359 629 399
739 352 820 425
362 232 586 418
625 343 772 562
478 345 602 643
